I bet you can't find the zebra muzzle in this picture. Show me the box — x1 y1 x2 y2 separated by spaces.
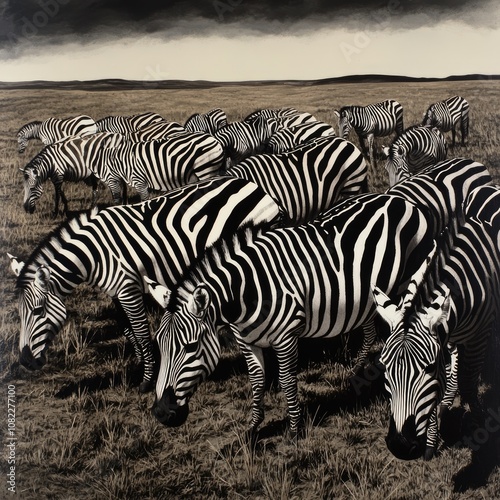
23 201 35 214
20 345 46 370
151 387 189 427
386 415 425 460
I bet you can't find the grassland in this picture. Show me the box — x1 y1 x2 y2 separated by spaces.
1 79 500 499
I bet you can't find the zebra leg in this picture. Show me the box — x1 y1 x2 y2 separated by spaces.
273 335 301 435
425 407 440 460
108 179 124 205
90 176 98 208
367 134 376 167
232 332 266 432
117 293 155 393
112 298 143 362
350 320 377 374
451 127 457 148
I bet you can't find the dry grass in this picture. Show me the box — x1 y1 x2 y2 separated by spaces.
1 79 500 499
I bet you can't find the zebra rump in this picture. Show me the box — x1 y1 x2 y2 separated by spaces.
265 121 336 154
11 176 282 393
227 136 367 224
382 125 448 186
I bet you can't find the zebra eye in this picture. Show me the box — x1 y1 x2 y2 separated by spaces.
33 305 45 317
184 341 198 354
424 362 436 374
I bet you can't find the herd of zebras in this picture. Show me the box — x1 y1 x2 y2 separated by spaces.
9 93 499 462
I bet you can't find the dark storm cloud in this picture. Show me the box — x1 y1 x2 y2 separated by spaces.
0 0 497 51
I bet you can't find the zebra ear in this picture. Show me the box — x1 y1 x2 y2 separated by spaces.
424 289 451 332
7 253 25 277
34 266 50 292
144 276 171 309
189 286 211 319
372 286 404 331
334 110 340 118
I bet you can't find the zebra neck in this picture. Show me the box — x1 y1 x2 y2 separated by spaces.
17 214 96 297
22 121 41 139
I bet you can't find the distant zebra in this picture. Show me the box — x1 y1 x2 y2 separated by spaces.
184 108 227 135
382 126 448 186
9 176 281 393
19 133 119 216
127 121 186 142
91 132 224 204
146 193 434 432
228 136 367 224
265 121 336 154
96 112 164 134
422 96 469 147
17 115 97 154
373 185 500 460
214 115 280 165
335 99 404 166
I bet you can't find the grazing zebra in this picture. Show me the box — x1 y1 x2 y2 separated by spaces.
9 176 282 393
422 96 469 147
227 136 367 224
95 112 164 134
386 157 492 234
214 115 280 165
184 108 228 135
382 126 448 186
127 121 186 142
372 185 500 460
17 115 97 154
266 121 336 154
91 132 224 204
146 193 434 432
19 133 119 216
334 99 404 167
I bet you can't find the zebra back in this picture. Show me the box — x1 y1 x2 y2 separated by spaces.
96 112 164 134
266 121 335 154
185 108 227 135
127 121 186 141
227 136 367 223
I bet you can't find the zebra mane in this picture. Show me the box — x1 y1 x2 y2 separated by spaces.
18 120 42 134
16 208 98 289
166 223 267 313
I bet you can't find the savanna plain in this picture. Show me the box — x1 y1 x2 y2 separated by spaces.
1 79 500 499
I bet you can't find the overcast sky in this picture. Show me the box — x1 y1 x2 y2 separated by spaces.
0 0 499 82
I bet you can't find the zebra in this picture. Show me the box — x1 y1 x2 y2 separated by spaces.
9 176 282 393
382 126 448 186
265 121 336 154
422 96 469 147
214 115 280 165
17 115 97 154
145 193 434 432
19 133 120 216
334 99 404 167
184 108 228 135
243 108 299 122
126 121 186 142
386 157 492 235
227 136 367 224
372 184 500 460
95 112 164 134
90 132 225 204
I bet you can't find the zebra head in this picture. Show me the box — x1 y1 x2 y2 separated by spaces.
422 106 437 127
334 108 352 139
17 121 41 154
373 286 451 460
383 143 409 186
146 278 221 427
9 261 67 370
21 164 44 213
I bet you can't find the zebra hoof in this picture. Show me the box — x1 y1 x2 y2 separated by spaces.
424 446 437 461
139 380 154 393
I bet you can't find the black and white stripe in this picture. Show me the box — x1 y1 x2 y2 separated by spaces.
95 112 164 134
228 136 367 224
422 96 469 147
91 132 225 204
335 99 404 166
382 126 448 186
265 121 336 154
17 115 97 154
147 193 434 432
127 121 186 142
184 108 228 135
373 185 500 460
11 176 281 393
